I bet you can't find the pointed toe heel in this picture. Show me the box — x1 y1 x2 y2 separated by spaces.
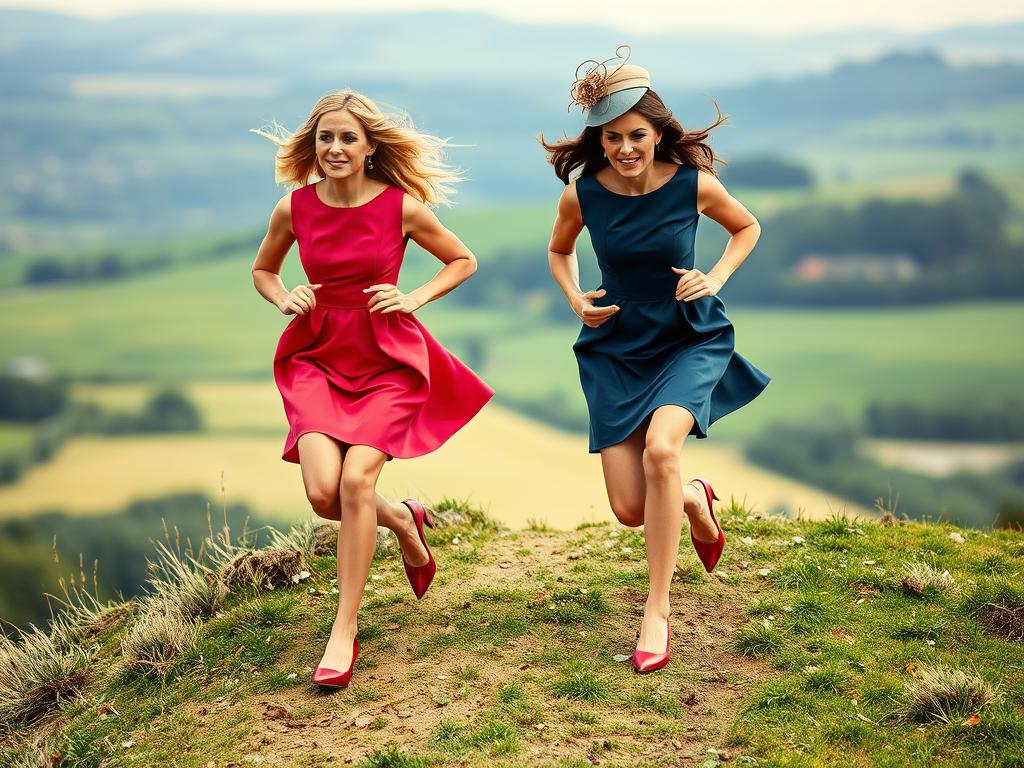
400 499 437 599
632 619 671 674
312 637 359 689
689 477 725 573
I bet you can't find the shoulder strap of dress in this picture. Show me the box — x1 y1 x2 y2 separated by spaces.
291 184 320 238
678 163 699 215
575 172 599 224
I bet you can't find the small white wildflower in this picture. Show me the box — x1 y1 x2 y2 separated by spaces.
620 547 633 554
287 673 297 680
949 532 966 544
792 536 805 544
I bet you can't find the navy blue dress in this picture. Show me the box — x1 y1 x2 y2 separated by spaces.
573 162 770 452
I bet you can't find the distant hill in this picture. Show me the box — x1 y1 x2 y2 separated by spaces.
2 9 1023 90
1 9 1023 250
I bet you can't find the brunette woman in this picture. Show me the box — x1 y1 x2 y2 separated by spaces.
542 48 770 673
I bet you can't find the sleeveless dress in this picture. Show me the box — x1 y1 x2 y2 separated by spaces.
273 183 493 463
573 163 770 452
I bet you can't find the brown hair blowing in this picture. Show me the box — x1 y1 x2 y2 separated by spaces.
252 90 462 206
539 90 729 185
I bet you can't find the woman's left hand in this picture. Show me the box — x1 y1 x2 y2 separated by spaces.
364 283 422 314
672 267 725 302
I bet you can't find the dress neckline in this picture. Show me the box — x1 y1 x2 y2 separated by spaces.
591 163 683 199
312 182 391 210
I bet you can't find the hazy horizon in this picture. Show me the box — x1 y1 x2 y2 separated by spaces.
2 0 1023 35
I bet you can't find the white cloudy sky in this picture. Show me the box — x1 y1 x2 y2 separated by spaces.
3 0 1023 34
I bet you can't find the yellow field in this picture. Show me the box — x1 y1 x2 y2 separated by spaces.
1 383 873 527
71 381 284 433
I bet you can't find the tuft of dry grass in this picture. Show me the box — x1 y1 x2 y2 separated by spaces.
962 579 1024 643
268 519 337 558
897 666 996 724
145 539 227 620
7 734 62 768
976 596 1024 643
900 561 957 599
120 598 201 675
219 546 303 591
45 558 133 652
0 624 91 728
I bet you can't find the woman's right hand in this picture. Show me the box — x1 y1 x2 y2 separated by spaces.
279 283 322 315
572 288 619 328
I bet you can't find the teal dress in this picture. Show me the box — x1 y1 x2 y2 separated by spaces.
573 162 770 452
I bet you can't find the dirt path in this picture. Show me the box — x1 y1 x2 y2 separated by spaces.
213 530 777 767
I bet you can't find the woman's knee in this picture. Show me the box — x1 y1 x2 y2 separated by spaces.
642 440 680 480
304 482 340 519
610 499 645 527
340 465 377 503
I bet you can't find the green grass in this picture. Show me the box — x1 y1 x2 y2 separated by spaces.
550 660 609 702
719 511 1024 767
3 501 1024 767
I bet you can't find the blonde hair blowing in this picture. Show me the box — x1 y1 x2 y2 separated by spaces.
252 90 462 206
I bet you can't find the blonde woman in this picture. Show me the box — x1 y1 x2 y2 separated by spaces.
251 91 493 689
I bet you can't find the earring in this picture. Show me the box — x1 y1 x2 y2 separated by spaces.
655 142 660 151
602 151 607 158
367 154 374 170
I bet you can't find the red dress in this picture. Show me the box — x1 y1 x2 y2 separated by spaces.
273 183 493 463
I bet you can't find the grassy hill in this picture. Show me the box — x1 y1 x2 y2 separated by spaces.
2 500 1022 767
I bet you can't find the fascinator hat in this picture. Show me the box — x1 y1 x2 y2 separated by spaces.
568 45 651 127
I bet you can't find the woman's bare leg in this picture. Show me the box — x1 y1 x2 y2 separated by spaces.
599 418 648 528
297 433 427 566
316 444 389 672
635 405 693 654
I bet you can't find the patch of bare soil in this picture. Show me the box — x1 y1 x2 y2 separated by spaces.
204 530 777 767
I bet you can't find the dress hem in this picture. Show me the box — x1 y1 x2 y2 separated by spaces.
280 390 494 464
588 401 706 454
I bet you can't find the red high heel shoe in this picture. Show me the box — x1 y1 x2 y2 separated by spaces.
312 636 359 689
689 477 725 573
400 499 436 599
632 618 671 673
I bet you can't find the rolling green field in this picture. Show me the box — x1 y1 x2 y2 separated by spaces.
3 237 1022 442
0 424 35 454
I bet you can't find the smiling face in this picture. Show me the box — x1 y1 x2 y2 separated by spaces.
600 111 662 178
315 109 375 179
